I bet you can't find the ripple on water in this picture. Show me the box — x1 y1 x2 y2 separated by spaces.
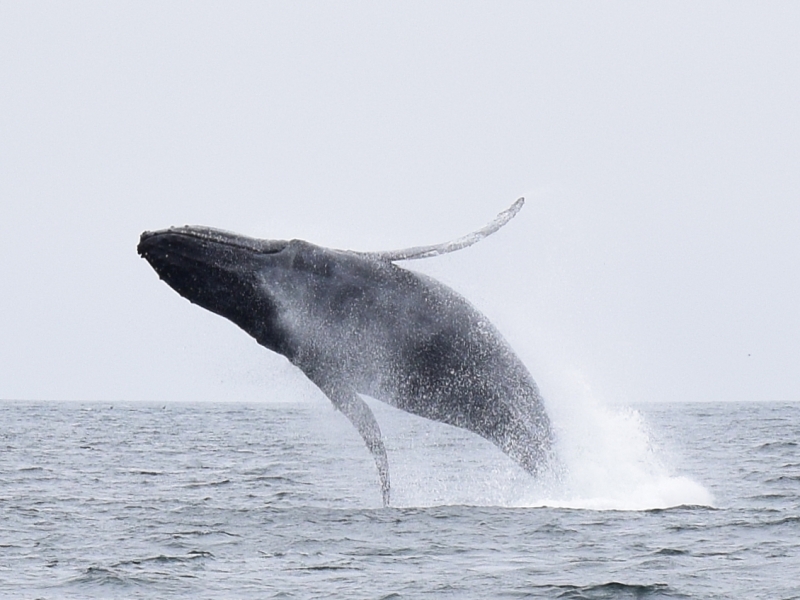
1 401 799 600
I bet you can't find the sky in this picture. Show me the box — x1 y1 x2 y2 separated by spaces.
1 1 798 405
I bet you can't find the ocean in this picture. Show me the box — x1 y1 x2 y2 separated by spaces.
1 399 798 599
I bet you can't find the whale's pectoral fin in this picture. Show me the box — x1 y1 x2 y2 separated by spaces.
358 197 524 262
324 387 391 506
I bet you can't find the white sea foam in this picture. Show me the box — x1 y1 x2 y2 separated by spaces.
372 370 714 511
521 371 714 510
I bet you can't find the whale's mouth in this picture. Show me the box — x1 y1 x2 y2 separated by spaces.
137 227 291 290
137 226 285 346
138 226 289 256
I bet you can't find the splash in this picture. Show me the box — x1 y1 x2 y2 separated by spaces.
372 370 714 511
518 371 714 510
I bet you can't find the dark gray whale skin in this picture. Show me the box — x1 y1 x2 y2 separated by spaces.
138 226 552 505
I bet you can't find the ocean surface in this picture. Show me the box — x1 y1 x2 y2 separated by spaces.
1 399 798 599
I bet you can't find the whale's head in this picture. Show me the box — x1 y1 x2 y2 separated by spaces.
138 226 299 354
139 224 410 375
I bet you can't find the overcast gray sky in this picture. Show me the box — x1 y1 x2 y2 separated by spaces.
1 1 798 405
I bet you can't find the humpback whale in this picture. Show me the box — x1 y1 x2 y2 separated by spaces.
138 198 552 505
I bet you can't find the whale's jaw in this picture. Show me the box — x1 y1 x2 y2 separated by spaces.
137 227 287 353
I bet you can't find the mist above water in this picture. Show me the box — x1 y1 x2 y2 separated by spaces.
364 369 713 511
538 371 714 510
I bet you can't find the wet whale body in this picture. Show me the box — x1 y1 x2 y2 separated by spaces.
138 199 552 505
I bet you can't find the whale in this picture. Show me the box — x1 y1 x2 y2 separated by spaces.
138 198 552 505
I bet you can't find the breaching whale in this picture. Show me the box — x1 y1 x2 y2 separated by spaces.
138 198 552 505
